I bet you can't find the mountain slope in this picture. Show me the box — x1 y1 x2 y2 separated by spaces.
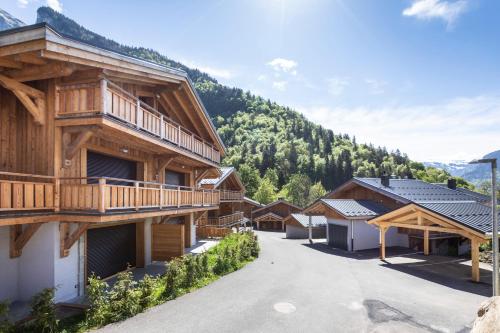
0 9 25 31
8 7 465 196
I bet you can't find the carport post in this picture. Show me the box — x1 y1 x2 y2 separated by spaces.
308 215 313 244
379 226 387 260
423 229 429 255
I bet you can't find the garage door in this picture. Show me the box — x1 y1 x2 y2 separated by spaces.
328 224 348 250
87 224 136 279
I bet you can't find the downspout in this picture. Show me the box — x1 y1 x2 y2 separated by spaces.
351 220 354 251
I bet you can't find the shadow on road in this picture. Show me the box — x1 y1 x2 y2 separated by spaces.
303 242 492 297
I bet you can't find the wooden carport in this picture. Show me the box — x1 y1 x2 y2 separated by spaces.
254 212 285 231
368 203 489 282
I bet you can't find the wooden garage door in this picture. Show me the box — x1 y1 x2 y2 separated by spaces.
328 224 348 250
87 224 136 279
151 224 185 261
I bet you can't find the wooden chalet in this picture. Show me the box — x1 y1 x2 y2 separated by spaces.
197 167 246 237
304 176 499 282
0 23 226 303
252 200 301 231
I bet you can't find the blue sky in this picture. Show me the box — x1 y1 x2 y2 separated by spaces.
4 0 500 162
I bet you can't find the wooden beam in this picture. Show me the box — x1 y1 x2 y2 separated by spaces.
380 226 387 260
195 168 211 184
64 129 95 162
0 58 23 69
471 238 480 282
60 223 90 257
5 63 75 82
12 53 47 65
0 74 45 98
172 90 206 138
12 90 45 125
10 223 43 258
158 156 176 171
160 92 193 129
423 229 429 255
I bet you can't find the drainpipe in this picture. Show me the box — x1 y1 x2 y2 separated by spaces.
351 220 354 252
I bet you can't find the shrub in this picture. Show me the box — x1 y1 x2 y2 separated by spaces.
86 275 111 327
164 257 185 299
137 274 158 309
29 288 58 333
183 255 197 289
0 301 13 333
108 271 142 321
201 253 210 277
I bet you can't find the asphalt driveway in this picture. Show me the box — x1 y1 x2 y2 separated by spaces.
97 231 490 333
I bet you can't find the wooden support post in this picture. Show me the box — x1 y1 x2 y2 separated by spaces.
98 178 106 213
136 99 140 128
100 79 107 113
471 238 480 282
380 226 387 260
60 222 90 257
54 178 60 212
10 223 43 258
135 182 140 211
424 229 430 255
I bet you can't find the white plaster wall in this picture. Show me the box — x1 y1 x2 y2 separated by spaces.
144 218 152 265
53 223 82 302
327 219 409 251
18 223 56 301
0 226 19 302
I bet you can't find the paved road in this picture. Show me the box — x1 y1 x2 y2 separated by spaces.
98 231 490 333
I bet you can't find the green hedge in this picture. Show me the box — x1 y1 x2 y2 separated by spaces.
10 231 259 333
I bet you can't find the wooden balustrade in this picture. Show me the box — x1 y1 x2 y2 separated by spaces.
0 172 219 214
207 211 244 227
55 79 221 164
220 190 244 201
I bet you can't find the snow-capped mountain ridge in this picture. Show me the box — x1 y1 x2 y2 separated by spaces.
0 9 25 31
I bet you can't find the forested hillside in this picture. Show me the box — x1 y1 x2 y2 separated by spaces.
35 7 468 205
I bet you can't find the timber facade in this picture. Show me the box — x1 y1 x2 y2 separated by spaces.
0 24 225 303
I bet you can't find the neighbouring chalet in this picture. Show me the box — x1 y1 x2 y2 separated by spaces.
0 23 227 303
197 167 246 237
242 196 262 221
304 176 499 282
252 200 301 231
283 214 326 239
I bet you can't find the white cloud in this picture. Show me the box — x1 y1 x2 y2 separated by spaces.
16 0 29 8
297 94 500 162
180 59 233 80
257 74 267 81
17 0 63 12
267 58 298 76
403 0 468 27
47 0 62 12
326 77 349 96
272 81 288 91
365 78 388 95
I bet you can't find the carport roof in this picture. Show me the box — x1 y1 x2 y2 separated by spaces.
288 214 327 227
321 199 389 218
417 201 499 235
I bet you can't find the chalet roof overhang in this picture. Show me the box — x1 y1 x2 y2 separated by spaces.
303 200 375 220
0 23 226 154
367 203 489 241
252 200 302 215
253 212 284 222
201 168 245 191
325 178 410 204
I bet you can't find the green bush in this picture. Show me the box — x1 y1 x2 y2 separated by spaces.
28 288 58 333
108 271 142 321
86 275 111 328
0 301 13 333
137 274 158 309
163 257 185 299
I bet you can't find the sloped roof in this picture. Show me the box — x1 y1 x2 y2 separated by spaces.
243 196 262 207
417 201 498 235
432 184 493 204
252 199 302 214
321 199 389 218
199 167 233 186
288 214 327 227
351 178 478 203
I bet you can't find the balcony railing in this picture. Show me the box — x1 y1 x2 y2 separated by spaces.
207 211 244 227
219 190 244 202
0 172 219 215
55 80 221 164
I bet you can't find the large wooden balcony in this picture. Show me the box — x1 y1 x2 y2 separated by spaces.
55 80 221 165
0 172 219 220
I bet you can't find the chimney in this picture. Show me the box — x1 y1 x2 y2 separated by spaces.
381 173 390 187
447 178 457 190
